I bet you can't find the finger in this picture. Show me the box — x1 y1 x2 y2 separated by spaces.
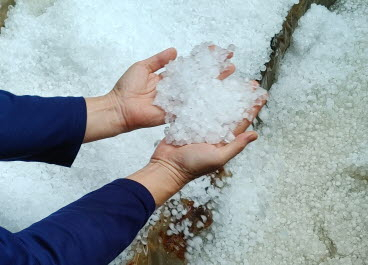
227 51 234 59
218 131 258 163
233 96 267 136
208 45 233 59
141 48 177 73
233 119 252 136
147 74 161 92
250 80 259 89
158 71 167 80
148 73 158 81
217 64 235 80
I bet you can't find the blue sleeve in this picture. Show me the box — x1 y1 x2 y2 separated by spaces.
0 90 87 167
0 178 156 265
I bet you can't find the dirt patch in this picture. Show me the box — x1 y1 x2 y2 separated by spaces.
0 0 15 29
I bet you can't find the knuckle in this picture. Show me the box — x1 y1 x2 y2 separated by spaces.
134 61 144 67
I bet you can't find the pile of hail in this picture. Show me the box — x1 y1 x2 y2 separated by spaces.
154 43 267 145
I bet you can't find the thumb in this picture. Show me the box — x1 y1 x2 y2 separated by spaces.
141 47 177 73
219 131 258 163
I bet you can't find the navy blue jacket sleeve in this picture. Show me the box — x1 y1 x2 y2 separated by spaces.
0 90 86 167
0 178 156 265
0 90 156 264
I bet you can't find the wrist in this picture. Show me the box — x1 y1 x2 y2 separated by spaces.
106 89 130 133
127 161 187 206
83 94 125 143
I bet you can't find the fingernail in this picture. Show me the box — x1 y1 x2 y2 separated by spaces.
245 132 258 142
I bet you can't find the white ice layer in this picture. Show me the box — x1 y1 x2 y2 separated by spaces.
154 43 267 145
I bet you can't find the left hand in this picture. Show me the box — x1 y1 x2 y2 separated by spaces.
83 47 235 142
109 47 236 133
108 48 177 132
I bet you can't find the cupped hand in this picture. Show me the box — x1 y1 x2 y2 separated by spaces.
150 130 259 186
108 47 236 133
108 48 177 132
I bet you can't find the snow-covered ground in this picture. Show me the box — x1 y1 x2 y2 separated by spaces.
0 0 367 264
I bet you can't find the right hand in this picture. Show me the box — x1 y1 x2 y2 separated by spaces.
150 130 260 187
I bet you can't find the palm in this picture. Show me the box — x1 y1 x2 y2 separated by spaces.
110 46 238 132
107 48 176 132
113 64 165 131
151 141 223 181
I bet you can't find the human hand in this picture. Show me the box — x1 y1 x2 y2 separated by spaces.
83 48 177 143
127 130 259 206
109 47 236 133
107 48 177 133
151 130 258 182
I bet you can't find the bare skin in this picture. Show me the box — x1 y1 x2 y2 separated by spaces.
84 47 266 206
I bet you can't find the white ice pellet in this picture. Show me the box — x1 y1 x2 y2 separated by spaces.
196 221 205 229
200 215 207 223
